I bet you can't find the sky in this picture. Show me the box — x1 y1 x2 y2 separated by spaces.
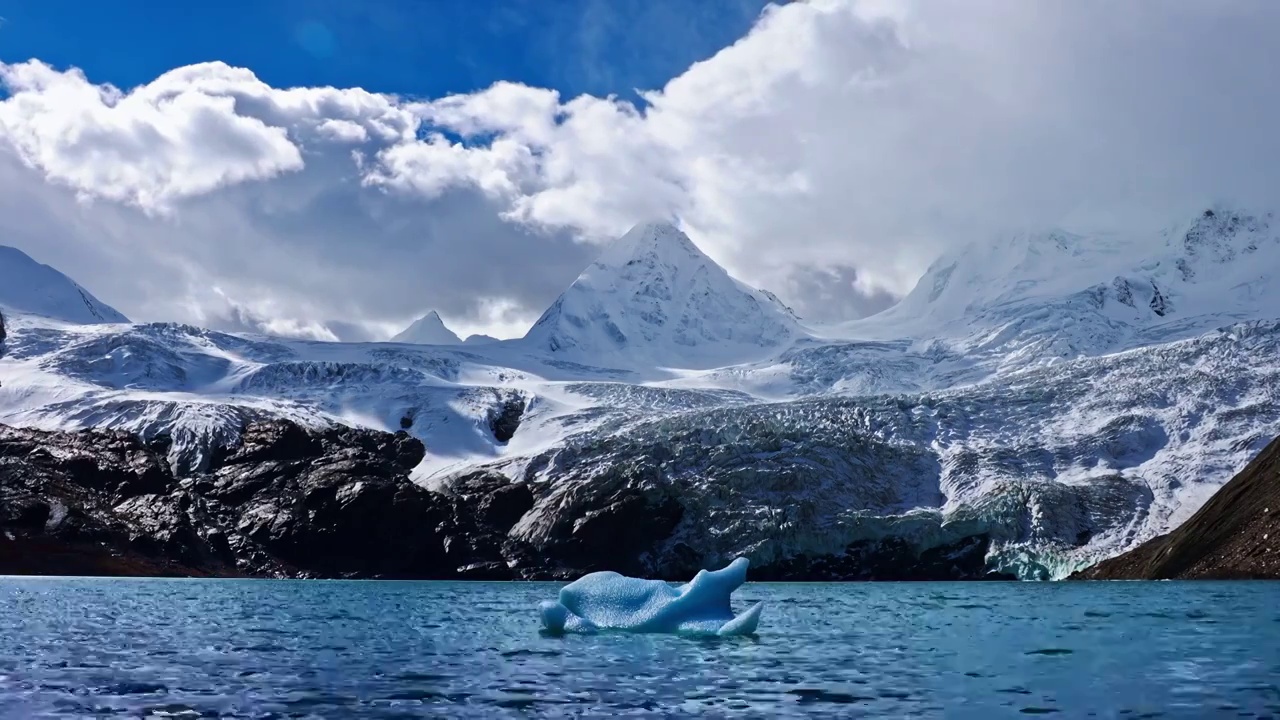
1 0 1279 341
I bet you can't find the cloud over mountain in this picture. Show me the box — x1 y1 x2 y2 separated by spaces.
2 0 1279 338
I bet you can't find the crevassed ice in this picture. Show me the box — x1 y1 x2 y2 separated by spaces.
539 557 763 636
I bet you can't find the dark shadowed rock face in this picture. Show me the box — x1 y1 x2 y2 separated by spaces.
0 425 229 577
488 398 526 443
2 419 1027 581
535 489 685 578
1075 434 1280 580
0 420 682 579
754 535 1017 582
0 421 448 578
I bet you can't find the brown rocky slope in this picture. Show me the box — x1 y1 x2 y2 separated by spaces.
1074 433 1280 579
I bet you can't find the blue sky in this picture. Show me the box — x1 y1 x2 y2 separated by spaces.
0 0 769 100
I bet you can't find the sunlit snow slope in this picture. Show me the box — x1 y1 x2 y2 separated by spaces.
523 222 804 370
0 245 129 324
1 212 1278 579
840 206 1280 377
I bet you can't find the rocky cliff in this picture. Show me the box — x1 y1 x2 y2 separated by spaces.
1 421 430 577
1075 434 1280 579
0 420 1011 580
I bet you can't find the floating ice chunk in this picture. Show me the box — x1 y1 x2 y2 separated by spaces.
538 557 763 636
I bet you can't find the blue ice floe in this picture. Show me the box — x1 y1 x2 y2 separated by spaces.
539 557 763 636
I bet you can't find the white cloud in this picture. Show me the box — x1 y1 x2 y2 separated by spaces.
447 297 545 342
372 0 1280 300
0 60 419 213
203 287 341 342
367 132 538 199
0 61 302 211
316 119 369 143
2 0 1280 337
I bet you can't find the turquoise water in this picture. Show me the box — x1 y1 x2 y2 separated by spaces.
1 579 1278 718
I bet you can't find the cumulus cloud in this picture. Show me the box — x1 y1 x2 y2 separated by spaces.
316 119 369 143
0 60 591 338
0 128 593 341
374 0 1280 300
0 62 302 210
2 0 1279 337
0 61 417 212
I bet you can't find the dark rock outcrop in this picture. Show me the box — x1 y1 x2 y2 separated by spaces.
488 397 526 443
1 418 1033 581
2 421 463 578
0 425 225 577
536 488 685 578
1074 434 1280 579
754 535 1017 582
0 420 685 580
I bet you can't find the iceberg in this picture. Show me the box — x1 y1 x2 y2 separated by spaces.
539 557 763 636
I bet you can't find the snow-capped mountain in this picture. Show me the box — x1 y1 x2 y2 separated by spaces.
842 205 1280 376
0 245 128 324
2 212 1279 580
391 311 461 345
523 222 804 370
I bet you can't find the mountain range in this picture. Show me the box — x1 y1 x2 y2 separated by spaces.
1 209 1277 580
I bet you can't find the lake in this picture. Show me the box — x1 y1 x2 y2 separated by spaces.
1 578 1278 718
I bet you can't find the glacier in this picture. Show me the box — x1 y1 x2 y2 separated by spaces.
2 210 1280 580
540 557 763 636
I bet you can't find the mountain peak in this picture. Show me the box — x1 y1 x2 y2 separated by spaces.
523 224 802 369
0 245 128 324
391 310 461 345
847 205 1280 365
596 221 705 268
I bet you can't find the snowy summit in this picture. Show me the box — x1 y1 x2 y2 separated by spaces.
0 245 128 325
522 222 803 369
392 311 462 345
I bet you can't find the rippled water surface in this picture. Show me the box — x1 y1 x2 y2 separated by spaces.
2 578 1278 718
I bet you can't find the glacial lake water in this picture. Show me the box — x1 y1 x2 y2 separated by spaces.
1 578 1278 718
